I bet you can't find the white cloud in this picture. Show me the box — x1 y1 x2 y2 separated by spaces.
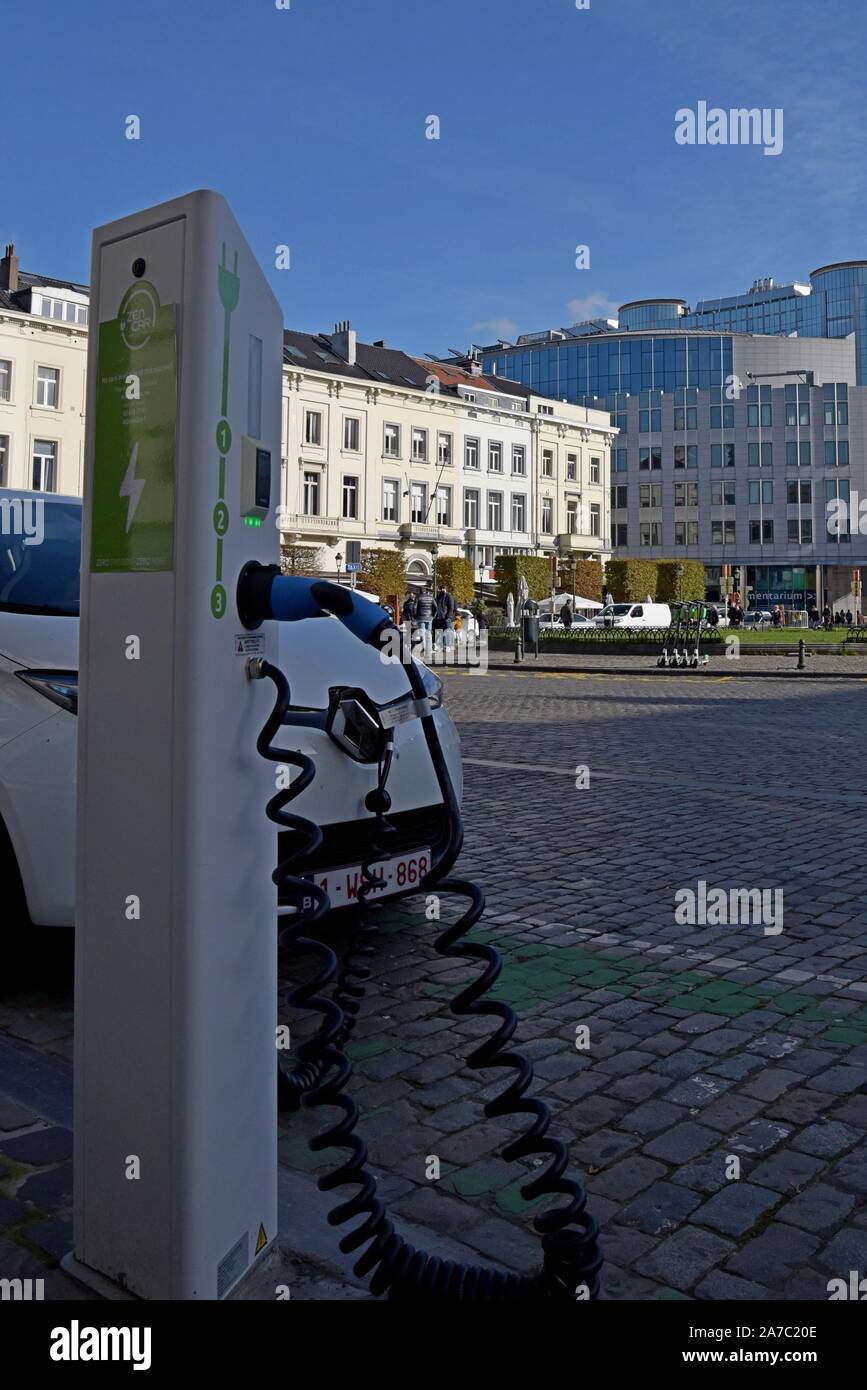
470 317 519 340
566 292 620 323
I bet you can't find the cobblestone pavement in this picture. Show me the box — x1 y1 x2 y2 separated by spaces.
2 667 866 1299
486 648 867 676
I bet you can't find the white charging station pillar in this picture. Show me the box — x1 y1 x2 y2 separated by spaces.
69 191 283 1298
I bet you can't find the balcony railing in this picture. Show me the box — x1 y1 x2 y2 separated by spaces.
279 513 340 533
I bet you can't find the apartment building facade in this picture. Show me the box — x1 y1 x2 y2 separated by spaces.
0 245 89 496
280 326 614 585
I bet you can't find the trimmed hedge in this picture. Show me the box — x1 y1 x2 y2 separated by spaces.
359 548 407 602
495 554 552 606
434 556 474 605
604 558 706 602
656 560 706 602
555 559 604 602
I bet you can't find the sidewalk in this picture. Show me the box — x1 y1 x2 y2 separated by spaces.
479 650 867 679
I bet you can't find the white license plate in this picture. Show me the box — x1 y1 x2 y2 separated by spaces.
304 847 431 907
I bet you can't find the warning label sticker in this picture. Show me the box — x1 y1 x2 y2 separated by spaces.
255 1223 268 1255
234 633 266 658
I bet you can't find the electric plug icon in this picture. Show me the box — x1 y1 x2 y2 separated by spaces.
218 244 240 314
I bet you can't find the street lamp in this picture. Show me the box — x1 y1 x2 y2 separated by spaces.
477 558 485 603
335 549 343 585
430 541 439 594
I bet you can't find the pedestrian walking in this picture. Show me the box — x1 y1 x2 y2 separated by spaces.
434 585 457 650
561 601 573 630
416 586 435 649
846 609 853 626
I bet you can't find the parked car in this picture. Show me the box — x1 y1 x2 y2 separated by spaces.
456 607 480 640
0 491 463 928
539 611 594 629
742 610 773 628
592 602 672 630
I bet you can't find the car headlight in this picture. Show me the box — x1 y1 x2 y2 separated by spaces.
15 669 78 715
418 664 443 710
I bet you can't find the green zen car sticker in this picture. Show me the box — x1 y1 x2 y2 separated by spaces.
90 280 178 573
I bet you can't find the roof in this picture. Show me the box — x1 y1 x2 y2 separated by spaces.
420 361 533 400
283 329 430 388
17 268 88 295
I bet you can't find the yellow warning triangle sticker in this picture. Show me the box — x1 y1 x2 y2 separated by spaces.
255 1223 268 1255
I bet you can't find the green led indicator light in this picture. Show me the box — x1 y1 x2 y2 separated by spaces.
243 517 262 528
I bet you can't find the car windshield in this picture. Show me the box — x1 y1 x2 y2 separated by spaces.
0 496 81 615
609 604 632 616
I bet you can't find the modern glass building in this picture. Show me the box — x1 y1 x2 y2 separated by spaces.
477 264 867 612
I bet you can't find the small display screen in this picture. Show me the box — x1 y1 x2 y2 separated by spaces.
255 448 271 510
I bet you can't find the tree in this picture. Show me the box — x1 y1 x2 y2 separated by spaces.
280 542 321 576
495 555 551 606
434 556 474 604
358 548 407 602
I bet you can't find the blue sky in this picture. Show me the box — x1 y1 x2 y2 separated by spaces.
3 0 865 355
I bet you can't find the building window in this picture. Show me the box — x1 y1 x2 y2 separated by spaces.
785 384 811 426
465 437 480 469
343 416 360 451
675 520 686 546
639 446 661 471
688 520 698 545
488 491 503 530
541 497 552 533
412 428 428 462
590 456 600 483
0 359 11 402
639 483 662 508
640 521 662 546
711 480 736 506
748 480 774 504
382 479 398 522
512 494 526 531
615 448 627 472
825 478 851 543
786 480 811 504
488 441 503 472
711 443 735 468
825 440 850 466
748 442 773 467
674 482 698 507
435 486 451 526
384 423 400 457
437 432 452 466
342 476 358 519
674 444 698 470
825 398 848 426
612 522 628 546
786 440 811 467
589 503 600 537
710 403 734 429
32 439 57 492
566 452 577 480
36 366 60 409
541 449 553 477
302 470 320 515
566 498 579 532
464 488 480 528
537 403 553 416
749 519 774 543
305 410 322 446
411 484 427 523
611 484 627 509
0 434 8 485
512 445 526 475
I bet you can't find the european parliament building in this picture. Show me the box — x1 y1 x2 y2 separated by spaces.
477 263 867 613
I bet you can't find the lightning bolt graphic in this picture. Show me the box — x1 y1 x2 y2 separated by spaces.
119 442 145 533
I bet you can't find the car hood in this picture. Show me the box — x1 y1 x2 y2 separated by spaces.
0 609 421 708
0 612 78 669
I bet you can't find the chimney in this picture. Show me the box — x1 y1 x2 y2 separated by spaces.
331 319 357 366
0 243 19 292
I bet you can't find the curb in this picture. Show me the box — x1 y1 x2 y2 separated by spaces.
481 661 867 680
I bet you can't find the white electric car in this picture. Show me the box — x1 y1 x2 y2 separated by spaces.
0 491 463 929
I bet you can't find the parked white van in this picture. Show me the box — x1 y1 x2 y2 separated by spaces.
593 602 672 629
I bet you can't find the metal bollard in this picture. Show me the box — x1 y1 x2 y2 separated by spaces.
797 638 806 670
